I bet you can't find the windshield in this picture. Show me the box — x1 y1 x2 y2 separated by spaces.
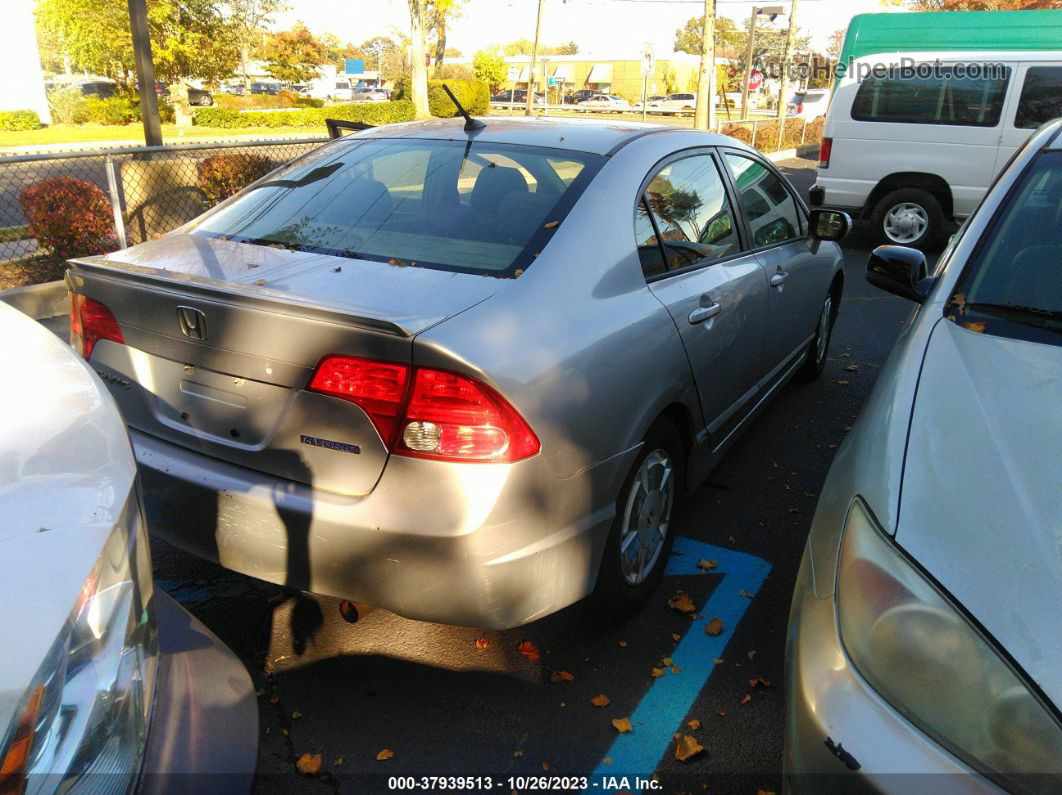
947 150 1061 345
191 137 602 277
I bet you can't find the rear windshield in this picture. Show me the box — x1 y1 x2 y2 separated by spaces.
947 150 1061 346
191 138 602 277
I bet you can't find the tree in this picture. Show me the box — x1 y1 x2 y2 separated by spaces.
907 0 1060 8
501 39 579 56
261 23 326 84
36 0 239 89
408 0 430 118
226 0 287 89
427 0 467 67
675 16 741 57
444 47 463 58
473 49 506 93
319 32 363 71
503 38 535 56
826 29 845 62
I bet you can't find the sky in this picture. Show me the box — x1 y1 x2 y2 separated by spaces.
275 0 903 60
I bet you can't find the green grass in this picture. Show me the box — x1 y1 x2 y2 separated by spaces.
0 123 325 149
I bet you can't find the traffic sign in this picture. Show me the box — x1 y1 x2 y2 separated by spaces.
748 68 764 91
507 65 520 82
641 46 655 77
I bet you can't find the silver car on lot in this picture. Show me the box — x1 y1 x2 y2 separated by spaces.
785 119 1062 791
0 302 257 793
66 118 847 628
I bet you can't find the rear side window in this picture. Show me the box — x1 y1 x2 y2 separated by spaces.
724 154 803 248
192 138 602 277
636 153 740 278
851 66 1010 127
1015 66 1062 129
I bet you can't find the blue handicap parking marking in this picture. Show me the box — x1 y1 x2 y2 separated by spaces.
588 536 772 785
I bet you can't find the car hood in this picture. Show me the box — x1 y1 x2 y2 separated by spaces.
898 319 1062 707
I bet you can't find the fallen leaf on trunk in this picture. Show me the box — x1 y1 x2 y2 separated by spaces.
667 593 696 614
674 734 704 763
671 666 682 673
550 670 575 683
603 757 612 766
611 717 633 733
376 749 394 761
517 640 540 661
296 753 322 775
544 220 559 229
697 559 718 571
687 719 701 730
590 694 610 707
705 618 725 636
475 637 491 650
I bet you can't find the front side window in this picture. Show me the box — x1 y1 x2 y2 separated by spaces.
1014 66 1062 130
635 153 740 277
724 154 802 248
947 150 1062 346
852 66 1010 127
192 138 602 277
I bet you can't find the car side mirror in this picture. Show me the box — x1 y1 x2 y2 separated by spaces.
866 245 932 304
810 209 851 241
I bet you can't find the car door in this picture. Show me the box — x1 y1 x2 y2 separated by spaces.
994 63 1062 177
636 149 770 445
721 150 825 375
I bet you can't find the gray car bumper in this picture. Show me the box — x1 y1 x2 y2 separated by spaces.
783 545 1000 794
138 588 258 793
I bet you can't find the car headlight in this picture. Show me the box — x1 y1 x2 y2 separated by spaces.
0 497 158 795
837 499 1062 792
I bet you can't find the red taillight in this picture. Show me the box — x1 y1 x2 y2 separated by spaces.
307 355 409 443
70 293 124 360
818 136 833 169
306 356 540 463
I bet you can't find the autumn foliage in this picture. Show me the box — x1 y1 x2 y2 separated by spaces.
18 177 118 261
197 153 276 205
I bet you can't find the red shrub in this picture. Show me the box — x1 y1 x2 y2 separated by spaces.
197 153 275 205
18 177 118 261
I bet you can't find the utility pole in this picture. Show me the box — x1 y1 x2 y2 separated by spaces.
525 0 545 117
128 0 162 146
694 0 715 131
739 6 758 121
776 0 800 119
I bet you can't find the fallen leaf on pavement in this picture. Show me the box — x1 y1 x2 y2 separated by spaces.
717 709 727 717
672 633 681 641
748 677 771 688
550 670 575 683
334 755 344 766
296 753 322 776
513 750 524 758
542 761 550 771
697 559 718 571
590 694 610 707
706 618 725 636
376 749 394 761
674 734 704 763
688 719 701 730
668 593 696 614
757 790 777 795
747 650 758 661
741 694 752 705
651 667 665 678
836 379 849 385
843 364 859 372
475 637 491 650
291 711 302 720
517 640 540 661
713 658 724 665
611 717 633 733
603 757 613 766
618 640 628 648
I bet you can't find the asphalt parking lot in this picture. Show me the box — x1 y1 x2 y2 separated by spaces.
149 154 940 793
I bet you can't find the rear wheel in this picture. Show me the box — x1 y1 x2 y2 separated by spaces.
799 288 837 382
871 188 942 249
593 419 683 620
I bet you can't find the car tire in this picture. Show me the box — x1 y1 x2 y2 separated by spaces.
798 287 838 382
592 419 683 622
871 188 942 249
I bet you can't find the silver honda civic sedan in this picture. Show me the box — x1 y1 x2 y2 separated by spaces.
785 119 1062 791
66 117 847 628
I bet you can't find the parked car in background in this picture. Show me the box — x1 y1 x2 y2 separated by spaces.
250 81 282 95
565 89 597 104
64 80 117 99
786 117 1062 793
787 88 830 119
577 94 632 112
290 84 309 96
647 93 698 116
491 89 545 105
156 83 213 107
221 83 246 96
814 50 1062 247
0 302 258 790
329 79 355 101
352 87 390 102
66 118 848 630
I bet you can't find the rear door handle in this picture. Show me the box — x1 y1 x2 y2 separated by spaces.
688 303 721 325
770 271 789 287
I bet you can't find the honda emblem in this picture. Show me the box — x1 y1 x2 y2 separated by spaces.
177 306 207 341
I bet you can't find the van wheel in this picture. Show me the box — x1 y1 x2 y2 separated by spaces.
592 419 683 622
871 188 942 248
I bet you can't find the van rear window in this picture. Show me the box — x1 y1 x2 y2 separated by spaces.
851 66 1010 127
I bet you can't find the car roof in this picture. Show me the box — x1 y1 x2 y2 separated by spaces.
350 116 715 155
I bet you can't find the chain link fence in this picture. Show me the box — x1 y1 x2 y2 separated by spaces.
0 138 328 285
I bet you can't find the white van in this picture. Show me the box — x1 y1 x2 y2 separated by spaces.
814 51 1062 246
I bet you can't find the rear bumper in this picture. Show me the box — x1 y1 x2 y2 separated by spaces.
138 588 257 793
784 546 999 794
132 429 628 629
811 178 871 217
